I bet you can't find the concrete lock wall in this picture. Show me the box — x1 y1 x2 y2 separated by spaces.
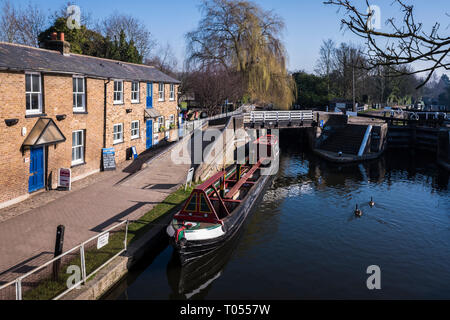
307 113 348 149
369 124 388 153
437 129 450 164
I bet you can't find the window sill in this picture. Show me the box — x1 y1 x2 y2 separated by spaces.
131 137 140 141
71 161 86 168
113 141 124 146
131 101 140 104
73 111 88 115
158 99 165 102
113 102 124 105
25 113 47 118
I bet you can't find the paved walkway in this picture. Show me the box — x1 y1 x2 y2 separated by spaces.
0 137 193 284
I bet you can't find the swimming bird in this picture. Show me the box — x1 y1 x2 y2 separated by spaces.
354 204 363 217
369 197 375 207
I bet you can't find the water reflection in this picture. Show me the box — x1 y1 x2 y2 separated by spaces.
166 228 244 300
104 131 449 300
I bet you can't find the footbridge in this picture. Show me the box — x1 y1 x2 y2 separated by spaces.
243 110 315 129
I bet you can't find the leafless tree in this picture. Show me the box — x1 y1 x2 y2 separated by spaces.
15 3 48 47
145 43 179 77
97 12 156 59
0 0 17 42
324 0 450 88
0 0 47 47
315 39 336 94
181 64 244 116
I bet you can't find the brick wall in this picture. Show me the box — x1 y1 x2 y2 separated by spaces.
105 81 179 163
0 71 105 203
0 71 29 203
153 82 179 143
43 75 104 189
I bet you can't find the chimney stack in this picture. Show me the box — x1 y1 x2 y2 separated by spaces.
41 32 71 56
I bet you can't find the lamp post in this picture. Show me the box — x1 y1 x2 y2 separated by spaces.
352 50 362 113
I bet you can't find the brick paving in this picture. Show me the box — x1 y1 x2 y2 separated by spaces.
0 138 191 285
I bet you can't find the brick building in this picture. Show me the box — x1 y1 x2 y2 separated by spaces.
0 36 180 208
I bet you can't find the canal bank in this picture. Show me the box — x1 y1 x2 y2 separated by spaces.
62 191 187 300
102 131 450 300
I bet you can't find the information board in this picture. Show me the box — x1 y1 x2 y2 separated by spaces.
185 168 194 191
102 148 116 171
97 232 109 249
131 146 138 159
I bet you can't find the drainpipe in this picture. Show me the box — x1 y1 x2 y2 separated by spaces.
103 79 111 148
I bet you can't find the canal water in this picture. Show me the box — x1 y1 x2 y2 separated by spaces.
104 132 450 300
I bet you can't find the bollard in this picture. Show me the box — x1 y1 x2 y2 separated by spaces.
52 225 65 280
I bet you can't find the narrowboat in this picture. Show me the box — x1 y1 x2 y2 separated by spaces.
167 135 279 266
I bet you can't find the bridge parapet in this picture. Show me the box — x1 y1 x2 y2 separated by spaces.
244 110 315 128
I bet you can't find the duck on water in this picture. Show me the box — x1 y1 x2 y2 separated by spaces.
167 135 279 266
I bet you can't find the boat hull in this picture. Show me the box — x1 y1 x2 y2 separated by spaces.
169 172 273 266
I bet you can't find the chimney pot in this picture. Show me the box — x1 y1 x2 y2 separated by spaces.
42 32 70 55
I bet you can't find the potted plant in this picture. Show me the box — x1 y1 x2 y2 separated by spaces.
159 126 166 132
169 124 176 130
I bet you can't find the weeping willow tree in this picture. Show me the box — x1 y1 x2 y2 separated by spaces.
186 0 295 109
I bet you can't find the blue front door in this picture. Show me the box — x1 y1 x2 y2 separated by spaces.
146 120 153 149
29 147 44 193
146 82 153 108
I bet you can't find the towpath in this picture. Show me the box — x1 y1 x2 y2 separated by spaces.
0 127 208 286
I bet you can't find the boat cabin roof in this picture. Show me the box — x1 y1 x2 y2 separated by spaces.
196 170 227 191
175 135 277 224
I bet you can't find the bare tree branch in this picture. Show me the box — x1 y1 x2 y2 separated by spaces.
324 0 450 88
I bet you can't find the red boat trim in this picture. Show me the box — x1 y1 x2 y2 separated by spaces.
225 159 264 199
174 135 277 226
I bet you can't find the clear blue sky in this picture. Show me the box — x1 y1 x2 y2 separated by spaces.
13 0 450 77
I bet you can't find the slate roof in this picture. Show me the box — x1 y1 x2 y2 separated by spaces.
0 42 180 84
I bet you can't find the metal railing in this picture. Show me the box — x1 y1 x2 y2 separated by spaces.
0 220 128 300
180 106 246 138
243 110 314 123
201 108 244 122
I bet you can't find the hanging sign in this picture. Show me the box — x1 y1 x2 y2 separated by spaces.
102 148 116 171
58 168 72 190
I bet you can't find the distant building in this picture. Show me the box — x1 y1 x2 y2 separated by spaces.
329 99 356 113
